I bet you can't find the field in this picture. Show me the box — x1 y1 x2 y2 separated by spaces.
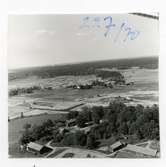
8 57 159 158
8 67 158 119
9 113 67 145
8 68 158 144
9 143 43 158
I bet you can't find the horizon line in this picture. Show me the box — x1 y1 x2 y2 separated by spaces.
8 55 158 71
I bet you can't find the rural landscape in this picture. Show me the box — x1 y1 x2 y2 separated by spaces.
8 56 159 158
8 13 159 158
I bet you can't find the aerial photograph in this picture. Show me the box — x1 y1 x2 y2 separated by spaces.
8 13 159 158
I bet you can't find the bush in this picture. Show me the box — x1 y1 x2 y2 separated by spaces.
62 153 75 158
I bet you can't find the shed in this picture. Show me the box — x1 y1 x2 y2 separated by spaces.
110 141 126 152
27 142 52 154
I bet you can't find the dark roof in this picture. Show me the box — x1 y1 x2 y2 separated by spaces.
111 141 123 149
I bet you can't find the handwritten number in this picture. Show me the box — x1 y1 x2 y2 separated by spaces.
104 16 116 37
123 27 140 42
79 16 140 42
80 17 90 28
130 31 140 40
93 17 101 28
114 22 126 42
123 27 132 42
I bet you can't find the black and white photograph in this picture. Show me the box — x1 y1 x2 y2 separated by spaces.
8 13 159 158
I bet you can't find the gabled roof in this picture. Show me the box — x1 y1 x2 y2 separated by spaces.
124 144 157 157
111 141 123 149
27 142 43 151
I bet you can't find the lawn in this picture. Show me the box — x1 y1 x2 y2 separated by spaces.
8 113 67 144
9 143 42 158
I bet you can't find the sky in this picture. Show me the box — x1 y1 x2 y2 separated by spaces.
8 14 159 69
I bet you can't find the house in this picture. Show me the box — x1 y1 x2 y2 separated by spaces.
27 142 52 154
110 141 127 152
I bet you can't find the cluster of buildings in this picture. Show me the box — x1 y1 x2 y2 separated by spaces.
21 139 159 158
66 79 114 90
66 77 134 90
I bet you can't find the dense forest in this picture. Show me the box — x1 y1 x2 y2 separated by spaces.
9 57 158 81
20 101 159 149
96 70 125 80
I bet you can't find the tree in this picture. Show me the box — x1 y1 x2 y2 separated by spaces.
23 123 31 131
31 125 44 140
75 130 87 146
118 122 128 135
53 132 63 143
19 124 34 144
19 133 32 144
91 106 104 124
42 119 54 128
87 154 91 158
68 111 78 119
106 112 117 133
62 133 76 146
136 129 144 140
87 133 98 149
98 122 108 139
76 109 91 127
76 114 87 128
129 122 137 135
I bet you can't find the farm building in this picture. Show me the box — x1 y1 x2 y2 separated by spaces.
98 141 126 153
27 142 52 154
123 144 158 157
110 141 127 152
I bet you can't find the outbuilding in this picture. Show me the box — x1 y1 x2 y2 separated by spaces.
124 144 158 157
27 142 52 154
110 141 126 152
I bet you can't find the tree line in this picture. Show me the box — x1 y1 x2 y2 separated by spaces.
19 101 159 149
9 57 158 81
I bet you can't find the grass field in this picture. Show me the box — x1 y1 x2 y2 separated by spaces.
8 113 67 144
9 143 42 158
